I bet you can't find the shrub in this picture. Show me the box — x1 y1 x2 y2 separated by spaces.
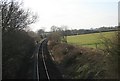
101 31 119 79
51 43 106 79
2 30 35 79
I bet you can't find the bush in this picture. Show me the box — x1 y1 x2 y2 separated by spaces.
2 30 35 79
51 43 106 79
101 31 120 79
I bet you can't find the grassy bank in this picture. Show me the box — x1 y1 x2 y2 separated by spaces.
47 31 119 79
48 43 107 79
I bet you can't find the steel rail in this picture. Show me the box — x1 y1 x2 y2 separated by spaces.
36 51 39 81
35 38 51 80
41 41 50 80
35 38 46 80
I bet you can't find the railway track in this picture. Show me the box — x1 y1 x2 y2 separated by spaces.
34 38 63 80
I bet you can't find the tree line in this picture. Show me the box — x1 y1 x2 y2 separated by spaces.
66 26 117 36
1 0 38 79
37 26 118 38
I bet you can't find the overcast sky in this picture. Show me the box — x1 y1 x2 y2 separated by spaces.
22 0 119 32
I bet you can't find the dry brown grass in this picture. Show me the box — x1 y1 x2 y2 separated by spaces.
51 43 104 63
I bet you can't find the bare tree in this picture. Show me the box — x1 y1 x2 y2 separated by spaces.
51 25 59 32
37 29 45 38
49 25 68 43
1 0 38 79
1 0 37 34
59 25 68 43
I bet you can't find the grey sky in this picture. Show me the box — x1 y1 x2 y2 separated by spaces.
23 0 119 31
119 1 120 26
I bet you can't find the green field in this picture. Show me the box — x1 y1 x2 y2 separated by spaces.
67 31 116 48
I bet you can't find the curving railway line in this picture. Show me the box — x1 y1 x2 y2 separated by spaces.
34 38 63 80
